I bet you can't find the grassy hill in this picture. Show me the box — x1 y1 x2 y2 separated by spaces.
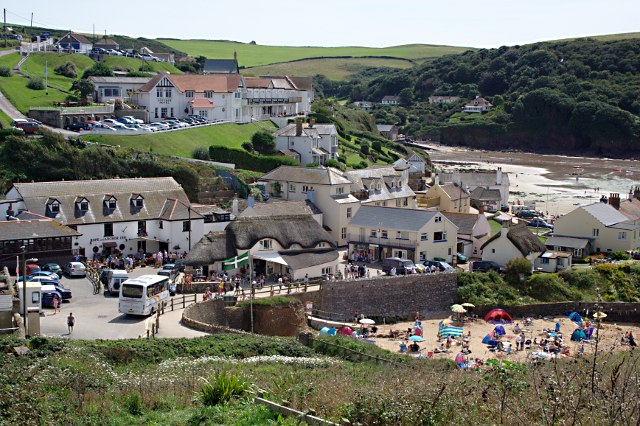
21 53 94 90
81 121 276 157
243 57 414 81
102 56 182 74
159 39 472 67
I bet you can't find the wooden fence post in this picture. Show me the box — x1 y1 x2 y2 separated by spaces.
171 298 174 311
182 294 185 309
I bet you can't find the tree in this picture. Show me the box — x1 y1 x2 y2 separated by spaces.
82 62 114 79
251 131 275 155
71 79 95 100
398 87 414 106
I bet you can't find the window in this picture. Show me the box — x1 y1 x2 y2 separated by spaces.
102 87 120 97
318 242 326 248
541 258 550 264
302 185 313 193
161 107 168 118
133 197 144 208
154 108 158 119
321 266 332 275
49 201 60 213
182 221 191 232
435 216 442 223
185 90 194 98
138 221 146 233
106 198 116 209
336 187 344 195
205 91 214 98
396 231 405 240
341 227 347 240
420 233 428 241
618 231 627 240
381 230 388 239
593 228 600 237
204 214 213 224
289 184 296 193
370 230 377 238
170 107 174 117
259 239 272 250
347 207 352 219
156 88 163 98
419 251 427 261
159 220 163 229
492 248 496 253
104 223 113 237
165 88 172 98
199 110 208 118
235 91 241 99
402 198 408 207
396 199 401 207
448 247 452 255
434 231 447 242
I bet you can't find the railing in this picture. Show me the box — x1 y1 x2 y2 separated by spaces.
83 262 101 295
29 104 115 114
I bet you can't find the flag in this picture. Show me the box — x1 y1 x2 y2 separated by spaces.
223 252 249 271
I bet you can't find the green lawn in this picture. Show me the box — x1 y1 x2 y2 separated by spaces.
244 57 414 81
159 39 472 67
21 53 94 91
102 56 182 74
0 52 21 68
81 121 276 158
0 74 69 113
0 109 12 128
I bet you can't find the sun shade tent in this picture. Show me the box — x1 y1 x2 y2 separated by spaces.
568 312 583 325
571 329 587 342
337 326 353 336
484 308 513 324
482 333 498 346
493 325 506 336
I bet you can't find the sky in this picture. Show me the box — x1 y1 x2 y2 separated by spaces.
5 1 640 48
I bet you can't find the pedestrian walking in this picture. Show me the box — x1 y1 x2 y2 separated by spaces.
52 295 60 314
67 312 75 334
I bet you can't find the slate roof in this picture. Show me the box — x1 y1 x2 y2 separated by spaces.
244 76 296 90
545 236 591 249
288 76 313 91
239 200 321 217
280 248 339 270
273 123 337 138
159 199 203 221
348 205 441 232
59 32 92 45
470 187 501 201
260 166 351 185
382 96 399 102
619 198 640 221
440 183 469 201
377 124 395 132
11 177 197 225
442 171 507 188
582 202 632 226
442 212 480 235
203 59 239 74
0 219 81 241
481 223 546 256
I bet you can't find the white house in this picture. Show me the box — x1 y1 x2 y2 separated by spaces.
381 96 400 105
441 168 510 208
481 222 546 267
259 166 359 246
273 121 338 166
56 32 92 53
5 177 206 259
442 212 491 258
347 205 458 264
463 96 494 113
244 76 313 120
344 166 417 209
534 251 572 273
88 76 152 103
428 96 460 105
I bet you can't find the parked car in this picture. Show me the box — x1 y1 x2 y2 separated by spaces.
116 117 137 125
121 116 144 124
64 262 86 277
66 121 93 131
456 253 469 264
528 217 554 229
27 271 61 283
423 260 455 272
26 264 41 275
41 263 63 278
14 121 40 134
382 257 415 275
516 209 538 219
41 283 72 300
131 124 154 132
41 289 62 308
471 260 502 272
159 264 179 281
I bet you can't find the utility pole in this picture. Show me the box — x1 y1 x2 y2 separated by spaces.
3 8 7 48
21 247 27 335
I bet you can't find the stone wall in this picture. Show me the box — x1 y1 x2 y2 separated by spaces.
475 302 640 323
296 273 458 322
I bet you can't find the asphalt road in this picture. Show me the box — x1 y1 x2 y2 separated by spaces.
39 266 208 340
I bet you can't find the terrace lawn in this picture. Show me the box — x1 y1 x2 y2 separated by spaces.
0 74 69 113
21 53 94 91
159 40 472 68
81 121 276 158
244 57 414 81
102 56 182 74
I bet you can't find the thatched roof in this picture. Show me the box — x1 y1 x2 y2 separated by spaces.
481 223 546 256
228 215 334 250
183 232 234 266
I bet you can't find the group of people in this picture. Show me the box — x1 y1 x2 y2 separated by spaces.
91 250 186 271
344 263 371 280
621 331 637 347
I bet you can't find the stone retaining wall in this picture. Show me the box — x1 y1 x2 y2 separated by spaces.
475 302 640 323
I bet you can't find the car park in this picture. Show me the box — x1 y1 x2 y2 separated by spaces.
64 262 87 277
149 122 169 131
471 260 502 272
66 121 93 131
528 217 554 229
158 264 179 281
516 209 538 219
131 124 154 132
41 283 72 300
42 263 63 278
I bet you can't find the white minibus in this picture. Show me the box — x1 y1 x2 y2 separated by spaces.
118 275 169 316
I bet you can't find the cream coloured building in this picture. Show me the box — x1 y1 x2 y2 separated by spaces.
552 202 640 254
481 222 546 267
422 181 470 213
347 205 458 264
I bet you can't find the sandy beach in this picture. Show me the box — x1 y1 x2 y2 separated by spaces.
423 144 640 215
360 315 639 363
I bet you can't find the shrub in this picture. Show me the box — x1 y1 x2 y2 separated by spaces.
123 391 143 416
54 62 77 78
251 131 275 155
305 162 319 167
82 62 114 79
558 269 600 290
198 369 250 406
0 66 12 77
27 77 45 90
503 258 532 287
372 140 382 152
522 273 578 301
359 160 369 168
192 146 209 160
323 159 345 171
456 271 521 306
209 146 299 172
241 141 253 152
610 251 630 260
338 156 346 164
360 142 370 155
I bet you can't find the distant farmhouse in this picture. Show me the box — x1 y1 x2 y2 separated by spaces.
353 101 374 110
377 124 398 141
463 96 493 113
428 96 460 105
381 95 400 106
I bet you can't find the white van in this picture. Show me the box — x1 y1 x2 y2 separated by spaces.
107 270 129 296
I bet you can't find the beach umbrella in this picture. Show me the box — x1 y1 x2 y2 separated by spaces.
451 304 467 313
319 327 331 334
439 318 454 328
461 303 475 308
337 326 353 336
327 328 337 336
409 335 424 342
593 312 607 319
359 318 375 325
484 308 513 324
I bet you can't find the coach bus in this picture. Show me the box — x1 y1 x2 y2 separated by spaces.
118 275 170 316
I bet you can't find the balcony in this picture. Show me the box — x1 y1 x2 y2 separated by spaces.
347 233 416 249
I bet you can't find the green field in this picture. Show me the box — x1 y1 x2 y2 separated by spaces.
159 39 472 67
244 57 414 80
21 53 94 91
81 121 276 157
102 55 182 74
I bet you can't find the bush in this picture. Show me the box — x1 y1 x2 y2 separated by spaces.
503 258 532 287
558 269 600 290
0 66 12 77
209 146 299 172
323 159 345 171
192 146 209 160
456 271 522 306
251 131 275 155
522 273 579 301
360 142 370 155
27 77 45 90
610 251 630 260
372 140 382 152
82 62 114 79
198 369 250 406
54 62 77 78
241 141 253 152
123 391 143 416
359 160 369 168
305 162 319 167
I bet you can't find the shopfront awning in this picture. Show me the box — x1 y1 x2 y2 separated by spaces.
252 252 289 266
102 242 117 248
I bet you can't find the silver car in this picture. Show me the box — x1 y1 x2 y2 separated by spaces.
64 262 87 277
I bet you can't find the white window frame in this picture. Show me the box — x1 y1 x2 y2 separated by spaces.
289 184 296 193
259 239 273 250
347 207 352 219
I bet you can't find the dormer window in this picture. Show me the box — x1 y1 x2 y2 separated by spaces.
75 197 89 212
131 194 144 208
47 199 60 213
104 195 117 210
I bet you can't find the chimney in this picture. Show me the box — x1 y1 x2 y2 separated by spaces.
232 195 239 216
247 195 255 208
496 167 502 185
295 119 303 136
609 193 620 210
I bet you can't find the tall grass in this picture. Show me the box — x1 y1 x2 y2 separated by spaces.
197 369 250 406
